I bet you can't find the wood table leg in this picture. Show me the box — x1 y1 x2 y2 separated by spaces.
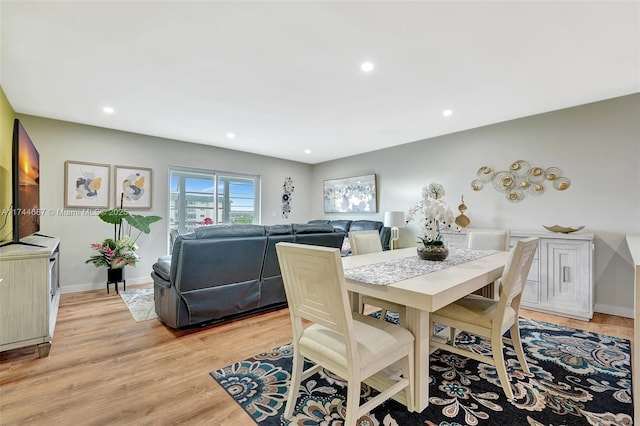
405 307 429 412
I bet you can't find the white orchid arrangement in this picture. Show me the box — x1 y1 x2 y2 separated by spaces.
406 182 459 245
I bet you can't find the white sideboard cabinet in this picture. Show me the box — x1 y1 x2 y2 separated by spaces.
0 235 60 357
443 229 595 320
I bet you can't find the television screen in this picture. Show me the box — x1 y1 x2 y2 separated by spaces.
13 119 40 241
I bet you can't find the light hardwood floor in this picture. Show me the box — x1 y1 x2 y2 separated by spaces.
0 284 633 425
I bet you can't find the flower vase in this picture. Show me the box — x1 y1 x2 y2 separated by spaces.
417 241 449 261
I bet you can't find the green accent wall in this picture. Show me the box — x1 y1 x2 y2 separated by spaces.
0 86 16 242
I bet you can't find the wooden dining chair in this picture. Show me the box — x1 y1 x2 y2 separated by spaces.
348 230 405 324
276 242 415 425
467 230 511 299
349 230 383 255
429 237 538 400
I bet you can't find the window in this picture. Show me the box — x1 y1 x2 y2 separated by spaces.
169 167 260 234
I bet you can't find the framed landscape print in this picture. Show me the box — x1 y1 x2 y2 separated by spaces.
323 174 377 213
114 165 152 209
64 161 110 208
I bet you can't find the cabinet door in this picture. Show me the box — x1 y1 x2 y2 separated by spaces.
0 257 49 345
540 239 592 317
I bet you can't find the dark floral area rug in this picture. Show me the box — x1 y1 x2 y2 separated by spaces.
210 317 633 425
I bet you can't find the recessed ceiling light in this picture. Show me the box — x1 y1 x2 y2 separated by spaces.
304 149 311 154
103 107 114 114
226 132 235 139
442 109 453 117
360 62 375 72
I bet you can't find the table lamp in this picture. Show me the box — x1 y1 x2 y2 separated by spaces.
384 211 405 250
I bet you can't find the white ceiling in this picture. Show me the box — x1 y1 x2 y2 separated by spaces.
1 1 639 164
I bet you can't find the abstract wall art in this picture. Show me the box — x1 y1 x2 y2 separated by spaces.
114 166 152 209
323 174 377 213
64 160 110 208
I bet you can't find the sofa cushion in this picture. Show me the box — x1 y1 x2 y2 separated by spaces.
307 219 330 226
194 224 266 239
329 220 352 233
349 220 383 232
293 223 337 234
265 224 294 235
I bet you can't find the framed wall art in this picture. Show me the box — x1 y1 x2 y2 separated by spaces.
64 160 110 208
323 174 377 213
114 165 152 209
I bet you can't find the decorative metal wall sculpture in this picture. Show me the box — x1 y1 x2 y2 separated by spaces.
282 177 294 218
471 161 570 202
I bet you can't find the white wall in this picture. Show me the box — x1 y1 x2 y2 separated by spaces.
16 115 313 293
311 94 640 317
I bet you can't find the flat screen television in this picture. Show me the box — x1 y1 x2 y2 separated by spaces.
1 119 42 247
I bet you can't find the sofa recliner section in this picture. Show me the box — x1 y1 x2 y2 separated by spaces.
151 223 345 328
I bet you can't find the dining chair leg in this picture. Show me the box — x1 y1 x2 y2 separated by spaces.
510 323 530 374
344 379 361 425
284 351 304 419
402 347 415 412
491 338 514 400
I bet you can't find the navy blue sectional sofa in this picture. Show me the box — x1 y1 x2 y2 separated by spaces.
151 223 345 328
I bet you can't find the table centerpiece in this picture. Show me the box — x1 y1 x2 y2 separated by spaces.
406 182 459 261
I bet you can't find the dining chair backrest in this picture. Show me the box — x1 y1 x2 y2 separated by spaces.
349 230 383 255
275 242 355 349
349 230 403 322
467 230 511 251
494 237 538 320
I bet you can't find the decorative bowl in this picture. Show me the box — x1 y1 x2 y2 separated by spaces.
543 225 585 234
417 246 449 261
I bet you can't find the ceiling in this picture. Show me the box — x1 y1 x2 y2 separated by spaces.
1 1 638 164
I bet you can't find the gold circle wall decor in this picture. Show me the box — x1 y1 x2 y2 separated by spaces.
470 161 570 202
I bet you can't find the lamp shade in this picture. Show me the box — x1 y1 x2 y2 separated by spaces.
384 211 405 228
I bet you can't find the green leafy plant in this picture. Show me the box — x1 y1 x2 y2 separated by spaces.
86 195 162 269
98 208 162 242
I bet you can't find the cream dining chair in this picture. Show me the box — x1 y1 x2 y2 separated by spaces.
467 230 511 299
349 230 383 255
349 230 405 324
276 242 415 425
429 236 538 400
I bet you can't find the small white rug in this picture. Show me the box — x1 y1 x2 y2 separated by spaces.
120 287 158 322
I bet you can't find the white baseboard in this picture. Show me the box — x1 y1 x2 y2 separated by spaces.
594 303 634 319
60 276 151 294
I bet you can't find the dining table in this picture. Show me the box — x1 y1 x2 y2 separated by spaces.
341 246 511 412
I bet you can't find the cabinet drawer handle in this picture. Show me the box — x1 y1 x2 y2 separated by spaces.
562 266 569 282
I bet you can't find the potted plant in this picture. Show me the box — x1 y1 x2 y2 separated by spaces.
86 195 162 284
406 182 459 261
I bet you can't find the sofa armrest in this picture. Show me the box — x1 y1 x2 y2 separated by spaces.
151 272 172 289
152 255 172 282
